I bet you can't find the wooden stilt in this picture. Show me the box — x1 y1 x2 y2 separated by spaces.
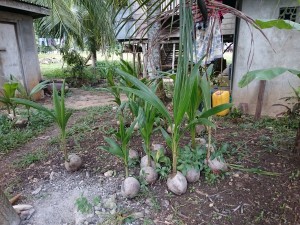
254 80 266 120
172 43 176 73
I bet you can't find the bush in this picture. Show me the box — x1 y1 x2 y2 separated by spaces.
96 60 122 79
41 59 133 88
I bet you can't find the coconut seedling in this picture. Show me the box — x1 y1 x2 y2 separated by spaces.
186 58 204 149
0 80 19 117
116 1 232 195
11 76 49 120
12 81 81 171
100 115 140 198
199 67 229 172
136 100 159 184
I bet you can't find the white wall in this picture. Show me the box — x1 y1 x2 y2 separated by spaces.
232 0 300 116
0 11 42 99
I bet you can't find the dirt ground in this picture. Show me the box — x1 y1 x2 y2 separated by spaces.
41 88 128 109
0 89 300 225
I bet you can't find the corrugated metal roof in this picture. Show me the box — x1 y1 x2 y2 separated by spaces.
0 0 50 18
11 0 49 9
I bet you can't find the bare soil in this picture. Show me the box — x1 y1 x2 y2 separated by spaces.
0 89 299 225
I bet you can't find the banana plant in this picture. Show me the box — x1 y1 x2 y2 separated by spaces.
0 81 19 117
12 81 72 161
238 67 300 155
100 115 137 177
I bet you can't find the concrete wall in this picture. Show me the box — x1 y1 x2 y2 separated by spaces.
232 0 300 116
0 11 42 99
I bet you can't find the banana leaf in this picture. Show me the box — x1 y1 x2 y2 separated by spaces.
255 19 300 31
238 67 300 88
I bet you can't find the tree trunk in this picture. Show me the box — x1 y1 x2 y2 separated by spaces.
146 0 161 79
91 49 97 68
146 0 170 103
84 53 92 65
0 189 20 225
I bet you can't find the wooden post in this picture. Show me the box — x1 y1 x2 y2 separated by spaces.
254 80 266 120
142 43 148 78
132 44 136 74
0 189 20 225
172 43 176 73
137 52 142 78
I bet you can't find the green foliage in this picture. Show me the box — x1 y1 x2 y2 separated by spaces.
177 145 206 175
0 80 19 115
203 166 223 185
42 68 66 79
186 59 204 148
255 19 300 31
0 111 53 154
60 48 86 87
230 107 242 119
229 164 280 176
11 76 49 119
101 66 122 106
14 149 47 168
238 67 300 88
12 81 72 160
96 60 123 79
100 115 137 177
253 115 299 131
119 59 138 78
61 48 85 68
138 101 159 167
115 0 232 176
273 85 300 118
75 194 93 214
35 0 116 55
41 60 125 87
92 196 101 206
152 149 171 179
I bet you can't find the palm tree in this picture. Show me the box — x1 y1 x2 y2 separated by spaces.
34 0 117 67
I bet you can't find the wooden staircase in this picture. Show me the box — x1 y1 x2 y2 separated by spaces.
160 42 179 72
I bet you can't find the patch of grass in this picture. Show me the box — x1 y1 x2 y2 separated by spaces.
68 106 113 136
253 116 298 131
75 194 93 214
13 148 48 168
204 166 224 185
0 111 53 154
41 67 66 79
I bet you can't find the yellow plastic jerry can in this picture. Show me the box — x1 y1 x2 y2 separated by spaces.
212 90 230 116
